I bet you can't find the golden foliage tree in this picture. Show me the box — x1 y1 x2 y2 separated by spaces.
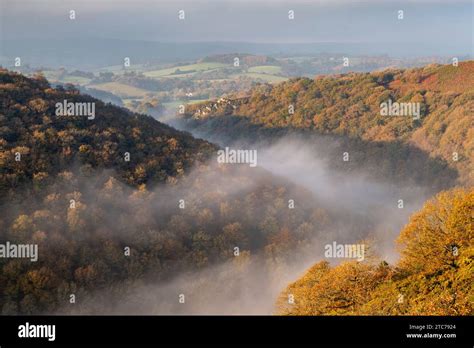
276 187 473 315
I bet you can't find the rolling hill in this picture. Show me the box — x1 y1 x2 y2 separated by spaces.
0 69 217 195
0 69 334 314
182 61 474 185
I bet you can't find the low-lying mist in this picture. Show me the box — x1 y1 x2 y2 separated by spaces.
55 124 438 315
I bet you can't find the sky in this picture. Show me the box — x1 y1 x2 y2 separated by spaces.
0 0 472 48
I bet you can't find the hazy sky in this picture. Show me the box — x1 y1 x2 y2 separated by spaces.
1 0 472 48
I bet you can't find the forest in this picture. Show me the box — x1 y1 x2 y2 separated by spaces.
0 62 472 315
276 188 473 315
0 70 333 314
183 61 474 186
175 61 473 315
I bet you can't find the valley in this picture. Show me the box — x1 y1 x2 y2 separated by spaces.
0 1 472 344
0 59 472 315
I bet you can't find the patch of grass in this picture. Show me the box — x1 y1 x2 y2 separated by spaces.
144 62 228 78
248 65 283 74
39 71 90 85
163 99 209 112
94 65 148 74
88 82 151 98
239 73 287 83
61 76 91 85
40 70 60 80
188 98 209 104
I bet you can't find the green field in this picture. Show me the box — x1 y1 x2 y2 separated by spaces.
144 62 228 78
40 71 91 85
247 65 283 74
88 82 151 98
41 70 60 80
61 76 91 85
95 64 148 74
238 72 287 83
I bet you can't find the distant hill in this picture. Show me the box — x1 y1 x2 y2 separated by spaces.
200 53 278 66
183 61 474 185
2 38 470 70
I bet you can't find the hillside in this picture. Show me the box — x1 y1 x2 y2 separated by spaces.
0 66 471 315
0 70 334 314
183 61 474 185
0 69 217 196
276 187 473 315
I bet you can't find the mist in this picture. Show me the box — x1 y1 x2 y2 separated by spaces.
50 125 437 314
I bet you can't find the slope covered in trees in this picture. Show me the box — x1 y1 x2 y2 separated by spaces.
0 69 217 195
183 62 474 185
0 70 333 314
276 187 473 315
